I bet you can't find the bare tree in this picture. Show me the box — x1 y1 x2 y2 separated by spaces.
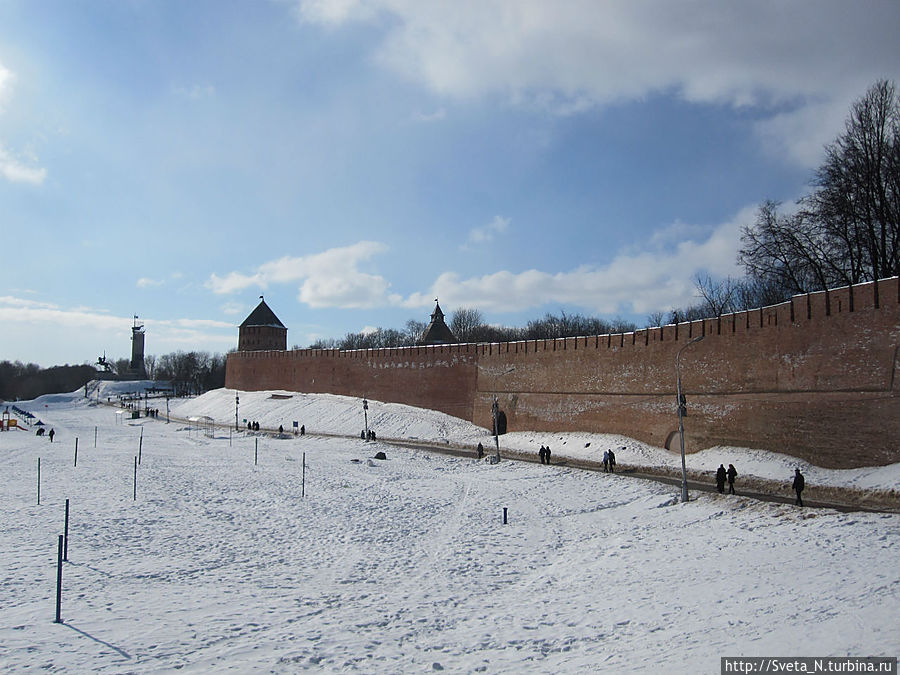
646 311 665 327
740 80 900 291
450 308 485 342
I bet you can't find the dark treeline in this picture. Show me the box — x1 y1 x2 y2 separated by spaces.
305 310 638 350
144 351 227 396
0 350 227 401
0 362 99 401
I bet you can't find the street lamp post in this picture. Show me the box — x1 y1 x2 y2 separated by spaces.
363 398 369 441
676 335 705 503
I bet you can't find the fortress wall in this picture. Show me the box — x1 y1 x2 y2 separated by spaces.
226 344 479 422
226 278 900 468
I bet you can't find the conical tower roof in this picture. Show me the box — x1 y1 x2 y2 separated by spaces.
421 299 456 344
240 297 286 329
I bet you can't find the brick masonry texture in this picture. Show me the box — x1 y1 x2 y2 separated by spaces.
226 278 900 469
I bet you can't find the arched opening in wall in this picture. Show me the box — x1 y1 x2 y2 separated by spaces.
497 411 508 435
664 429 680 451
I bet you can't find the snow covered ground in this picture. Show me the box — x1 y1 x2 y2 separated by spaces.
1 383 898 673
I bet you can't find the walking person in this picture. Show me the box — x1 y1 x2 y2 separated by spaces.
538 445 546 464
544 445 551 465
792 468 805 507
602 450 609 472
48 428 55 443
607 448 616 473
726 464 737 495
715 464 727 493
476 442 484 460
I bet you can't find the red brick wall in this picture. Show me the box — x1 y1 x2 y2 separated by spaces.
226 344 479 422
226 278 900 468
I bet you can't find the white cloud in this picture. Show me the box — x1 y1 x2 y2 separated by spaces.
0 298 235 364
461 215 510 250
412 108 446 122
0 295 59 310
206 241 393 309
173 84 216 100
405 206 752 315
0 62 47 185
294 0 900 165
0 61 12 108
0 145 46 185
137 277 165 288
221 301 247 316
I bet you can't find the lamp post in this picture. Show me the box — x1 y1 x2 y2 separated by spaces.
491 396 501 461
363 397 369 441
676 335 705 503
234 392 240 431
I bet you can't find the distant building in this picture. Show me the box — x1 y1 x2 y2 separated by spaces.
420 299 457 345
127 317 148 380
239 297 287 351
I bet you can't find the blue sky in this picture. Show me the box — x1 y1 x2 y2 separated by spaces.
1 0 899 367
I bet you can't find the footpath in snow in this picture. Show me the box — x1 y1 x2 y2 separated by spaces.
1 383 897 673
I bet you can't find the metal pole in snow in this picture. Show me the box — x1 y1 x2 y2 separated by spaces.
503 507 508 525
302 452 306 499
94 426 97 448
74 438 78 467
255 438 258 465
54 535 63 623
37 457 41 505
64 499 70 561
133 456 137 501
139 427 143 465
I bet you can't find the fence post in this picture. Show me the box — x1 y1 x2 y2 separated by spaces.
139 427 143 465
54 535 63 623
503 507 508 525
64 499 70 561
302 452 306 499
255 438 258 466
133 456 138 501
94 426 97 448
37 457 41 506
74 438 78 467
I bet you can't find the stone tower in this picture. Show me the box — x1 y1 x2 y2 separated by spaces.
129 316 148 379
238 296 287 351
420 299 457 345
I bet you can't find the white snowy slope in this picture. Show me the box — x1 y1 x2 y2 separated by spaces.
1 385 897 673
169 387 900 493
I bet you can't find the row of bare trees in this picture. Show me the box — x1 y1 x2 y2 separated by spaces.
666 80 899 323
305 309 637 350
739 79 900 298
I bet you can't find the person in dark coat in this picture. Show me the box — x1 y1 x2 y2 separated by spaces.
726 464 737 494
48 428 55 443
278 424 283 434
715 464 727 493
300 425 305 436
602 450 609 472
608 449 616 473
476 442 484 459
538 445 546 464
792 468 805 506
544 445 551 465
